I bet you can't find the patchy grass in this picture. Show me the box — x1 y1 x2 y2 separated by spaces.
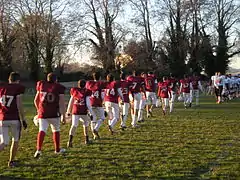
0 95 240 179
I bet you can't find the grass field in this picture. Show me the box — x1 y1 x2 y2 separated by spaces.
0 95 240 180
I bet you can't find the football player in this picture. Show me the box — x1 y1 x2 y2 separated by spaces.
157 76 171 115
86 72 106 140
213 72 224 104
179 75 193 108
34 73 66 158
166 74 178 113
104 73 124 134
0 72 27 167
119 72 131 130
127 70 146 127
66 80 93 147
189 73 203 106
144 72 157 118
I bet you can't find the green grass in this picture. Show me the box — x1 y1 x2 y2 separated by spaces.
0 95 240 180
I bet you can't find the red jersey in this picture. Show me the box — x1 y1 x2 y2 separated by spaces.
157 82 170 98
70 87 92 115
36 81 65 118
120 80 131 103
180 79 191 93
127 75 145 94
166 78 178 91
104 81 120 103
145 76 156 92
86 81 106 107
190 77 200 90
0 83 25 121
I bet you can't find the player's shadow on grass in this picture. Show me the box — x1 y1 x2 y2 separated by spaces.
201 104 240 109
0 176 33 180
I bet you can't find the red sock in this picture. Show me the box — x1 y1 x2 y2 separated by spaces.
37 131 45 151
53 132 60 152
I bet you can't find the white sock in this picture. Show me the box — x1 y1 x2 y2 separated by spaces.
110 118 118 128
138 109 143 121
69 126 77 136
131 114 136 126
170 102 173 112
94 119 103 131
91 121 96 132
121 115 127 127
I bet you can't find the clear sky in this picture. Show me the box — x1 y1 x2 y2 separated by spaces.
230 56 240 69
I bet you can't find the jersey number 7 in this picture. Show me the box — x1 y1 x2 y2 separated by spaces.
0 95 14 107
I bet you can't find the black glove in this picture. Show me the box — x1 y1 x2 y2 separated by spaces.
22 120 28 130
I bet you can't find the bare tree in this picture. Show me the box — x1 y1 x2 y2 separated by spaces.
11 0 69 80
71 0 127 71
214 0 240 73
0 0 15 80
129 0 155 69
157 0 190 77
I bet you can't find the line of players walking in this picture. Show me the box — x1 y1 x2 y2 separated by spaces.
0 71 205 167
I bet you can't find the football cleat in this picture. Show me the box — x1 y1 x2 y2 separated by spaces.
108 125 114 135
34 150 42 158
93 129 100 140
148 110 153 117
85 136 90 144
67 141 73 148
120 125 127 130
132 124 140 128
55 148 66 154
162 110 166 116
8 161 17 168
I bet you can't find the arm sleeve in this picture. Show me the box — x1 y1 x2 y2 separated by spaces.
179 83 183 93
66 96 74 114
86 96 93 115
36 81 41 91
70 88 74 95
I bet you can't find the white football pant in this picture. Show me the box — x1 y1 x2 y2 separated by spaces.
91 107 105 132
190 89 199 105
161 98 169 111
105 102 119 129
146 92 157 105
169 91 176 112
183 93 191 106
39 117 60 133
119 102 130 127
69 115 90 136
0 120 21 145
